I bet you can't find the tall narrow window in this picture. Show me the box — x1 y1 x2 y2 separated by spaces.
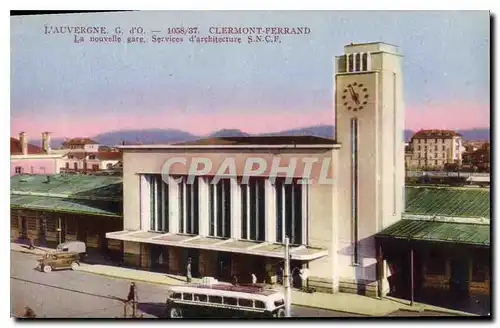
147 175 169 232
355 53 361 72
209 178 231 238
362 53 368 71
276 178 303 245
351 118 359 264
348 54 354 72
241 178 265 241
178 176 199 235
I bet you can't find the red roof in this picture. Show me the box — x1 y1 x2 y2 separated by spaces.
412 129 462 139
62 138 99 146
10 137 42 155
97 151 122 160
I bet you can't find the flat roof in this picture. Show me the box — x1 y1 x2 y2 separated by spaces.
106 231 328 261
118 136 339 150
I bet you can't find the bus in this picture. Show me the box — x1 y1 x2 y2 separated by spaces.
165 282 286 318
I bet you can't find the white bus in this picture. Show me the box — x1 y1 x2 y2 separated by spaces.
165 282 286 318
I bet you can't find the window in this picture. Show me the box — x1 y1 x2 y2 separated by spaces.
224 297 238 306
348 54 353 72
15 166 22 174
73 163 78 170
89 155 96 160
417 146 421 151
442 145 446 151
276 178 303 245
471 259 488 282
362 53 368 71
209 178 231 238
106 163 113 169
435 139 438 143
435 153 438 158
241 178 266 241
65 163 69 169
351 118 359 264
434 146 438 151
178 176 199 234
183 293 193 301
92 164 99 171
354 53 361 72
209 296 222 304
435 160 438 166
147 175 169 233
68 155 74 159
426 252 446 275
255 301 266 309
194 294 207 302
239 299 253 307
172 293 182 299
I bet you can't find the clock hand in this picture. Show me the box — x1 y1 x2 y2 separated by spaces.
349 86 360 105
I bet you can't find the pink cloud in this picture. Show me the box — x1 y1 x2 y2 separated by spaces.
11 101 490 139
405 102 490 131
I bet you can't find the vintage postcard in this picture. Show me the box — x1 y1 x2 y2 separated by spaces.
10 10 490 319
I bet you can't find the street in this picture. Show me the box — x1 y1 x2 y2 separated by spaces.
11 251 361 318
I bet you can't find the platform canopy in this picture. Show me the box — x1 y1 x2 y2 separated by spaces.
106 230 328 261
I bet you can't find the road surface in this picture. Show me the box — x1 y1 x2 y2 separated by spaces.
11 251 361 318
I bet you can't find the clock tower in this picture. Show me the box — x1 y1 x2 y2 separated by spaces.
334 42 405 295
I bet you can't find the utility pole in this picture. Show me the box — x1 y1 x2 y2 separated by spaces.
284 236 291 317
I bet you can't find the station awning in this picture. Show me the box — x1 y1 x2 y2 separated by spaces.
106 230 328 261
376 218 490 247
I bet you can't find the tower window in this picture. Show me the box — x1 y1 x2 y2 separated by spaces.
362 53 368 71
348 54 354 72
355 53 361 72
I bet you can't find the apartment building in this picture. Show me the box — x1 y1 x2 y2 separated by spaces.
406 130 465 170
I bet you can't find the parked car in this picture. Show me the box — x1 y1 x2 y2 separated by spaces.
37 252 80 273
56 241 86 261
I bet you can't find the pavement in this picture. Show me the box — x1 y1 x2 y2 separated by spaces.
11 243 476 317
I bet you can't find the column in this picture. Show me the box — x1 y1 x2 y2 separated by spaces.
231 178 242 240
352 52 356 71
265 179 276 243
168 176 180 233
198 177 209 237
139 175 150 231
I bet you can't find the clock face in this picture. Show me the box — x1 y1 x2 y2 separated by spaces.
341 82 370 112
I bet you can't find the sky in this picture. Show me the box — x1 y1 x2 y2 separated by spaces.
10 11 490 138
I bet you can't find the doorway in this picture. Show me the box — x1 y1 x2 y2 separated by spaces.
217 252 232 281
181 248 200 278
450 258 469 299
150 245 169 273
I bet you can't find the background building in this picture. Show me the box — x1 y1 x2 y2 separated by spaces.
10 174 123 259
10 132 67 176
406 130 465 170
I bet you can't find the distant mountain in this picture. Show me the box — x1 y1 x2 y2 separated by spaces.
456 128 490 141
28 126 489 147
404 128 490 142
261 124 335 138
92 129 199 146
209 129 250 138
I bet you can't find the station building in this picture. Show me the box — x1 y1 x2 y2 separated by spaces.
106 41 405 295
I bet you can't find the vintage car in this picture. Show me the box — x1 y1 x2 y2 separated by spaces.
37 251 81 273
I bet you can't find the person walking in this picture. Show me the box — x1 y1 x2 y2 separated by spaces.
251 273 257 285
186 258 192 283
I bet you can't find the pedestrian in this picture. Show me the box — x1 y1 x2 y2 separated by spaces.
232 275 238 286
127 282 136 303
28 239 35 250
186 258 192 283
251 273 257 285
